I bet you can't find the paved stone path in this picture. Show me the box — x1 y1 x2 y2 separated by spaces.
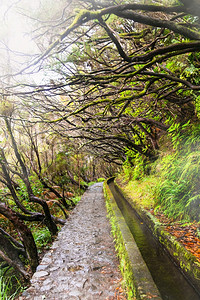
21 183 125 300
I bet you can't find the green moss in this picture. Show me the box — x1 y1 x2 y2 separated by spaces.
103 184 136 299
68 9 100 30
119 29 150 39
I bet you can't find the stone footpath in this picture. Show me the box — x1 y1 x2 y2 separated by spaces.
21 183 126 300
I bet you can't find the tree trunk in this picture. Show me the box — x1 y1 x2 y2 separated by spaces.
0 203 39 273
0 229 29 278
0 250 30 279
4 117 58 235
31 196 58 235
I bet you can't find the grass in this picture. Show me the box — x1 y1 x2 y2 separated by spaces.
117 123 200 222
0 271 23 300
117 175 157 210
32 227 52 251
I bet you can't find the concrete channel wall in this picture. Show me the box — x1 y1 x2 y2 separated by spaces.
112 180 200 295
103 181 162 300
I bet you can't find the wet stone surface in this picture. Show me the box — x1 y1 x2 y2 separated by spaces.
20 183 124 300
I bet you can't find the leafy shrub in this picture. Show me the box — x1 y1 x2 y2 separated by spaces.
123 150 151 181
32 227 52 250
155 123 200 221
16 177 43 202
71 196 81 205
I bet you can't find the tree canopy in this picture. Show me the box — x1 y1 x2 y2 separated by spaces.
3 0 200 163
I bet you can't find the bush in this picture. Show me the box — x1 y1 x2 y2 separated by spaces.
155 123 200 221
32 227 52 251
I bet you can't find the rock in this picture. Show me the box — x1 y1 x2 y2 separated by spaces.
40 285 53 292
33 271 49 278
49 266 59 272
36 265 48 271
41 257 52 264
68 289 81 297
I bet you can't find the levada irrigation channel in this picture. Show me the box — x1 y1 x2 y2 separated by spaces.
108 181 200 300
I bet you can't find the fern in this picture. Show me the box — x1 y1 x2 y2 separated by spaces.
155 124 200 221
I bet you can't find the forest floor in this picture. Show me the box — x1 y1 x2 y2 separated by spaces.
18 182 126 300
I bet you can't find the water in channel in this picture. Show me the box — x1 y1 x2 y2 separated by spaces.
108 181 200 300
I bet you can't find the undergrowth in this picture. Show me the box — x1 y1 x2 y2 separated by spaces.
32 227 52 252
154 123 200 221
117 174 156 209
118 123 200 222
0 270 23 300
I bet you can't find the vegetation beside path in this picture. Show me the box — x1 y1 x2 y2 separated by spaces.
116 122 200 263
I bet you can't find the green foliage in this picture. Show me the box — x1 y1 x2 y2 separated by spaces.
0 275 11 300
194 94 200 119
29 176 44 196
15 180 28 202
32 227 52 251
155 123 200 221
121 176 157 209
120 121 200 222
123 150 150 181
87 181 96 186
17 177 43 202
71 195 81 205
97 177 105 182
182 65 200 85
0 271 23 300
167 120 190 150
165 54 187 76
66 45 86 64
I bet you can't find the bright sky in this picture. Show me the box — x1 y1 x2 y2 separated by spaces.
0 0 41 79
0 0 68 84
0 1 41 53
0 0 72 84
